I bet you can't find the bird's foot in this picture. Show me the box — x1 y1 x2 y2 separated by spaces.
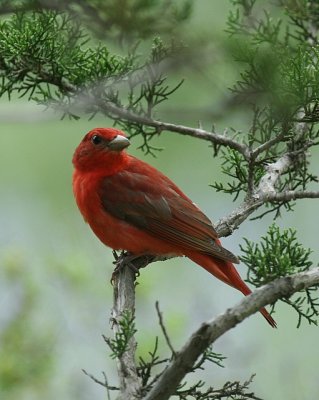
111 251 155 284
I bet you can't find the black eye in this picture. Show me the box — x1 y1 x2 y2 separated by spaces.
91 135 102 145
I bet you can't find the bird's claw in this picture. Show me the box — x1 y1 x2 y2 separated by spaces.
111 251 143 285
110 252 156 285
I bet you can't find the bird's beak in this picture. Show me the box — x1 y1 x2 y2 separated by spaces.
108 135 131 151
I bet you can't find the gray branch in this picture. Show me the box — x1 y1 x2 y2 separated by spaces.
26 68 250 158
215 188 319 237
265 190 319 201
102 102 249 158
143 268 319 400
215 149 318 237
111 265 141 399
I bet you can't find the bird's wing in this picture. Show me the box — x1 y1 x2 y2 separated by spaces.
98 167 238 264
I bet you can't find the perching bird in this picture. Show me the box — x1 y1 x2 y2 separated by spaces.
72 127 276 327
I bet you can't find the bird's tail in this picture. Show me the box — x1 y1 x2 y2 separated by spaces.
187 252 277 328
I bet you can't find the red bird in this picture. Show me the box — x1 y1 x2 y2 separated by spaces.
72 127 276 328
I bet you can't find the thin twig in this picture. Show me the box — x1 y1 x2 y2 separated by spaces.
155 301 176 358
252 130 287 159
103 372 113 400
82 369 119 391
21 63 251 158
103 102 250 158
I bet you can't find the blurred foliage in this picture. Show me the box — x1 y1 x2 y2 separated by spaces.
0 251 54 399
240 223 319 327
0 0 192 43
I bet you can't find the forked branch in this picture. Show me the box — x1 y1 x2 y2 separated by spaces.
143 268 319 400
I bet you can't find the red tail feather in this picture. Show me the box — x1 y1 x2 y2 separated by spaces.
187 253 277 328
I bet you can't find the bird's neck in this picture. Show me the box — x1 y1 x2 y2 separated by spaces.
103 152 130 176
74 151 130 176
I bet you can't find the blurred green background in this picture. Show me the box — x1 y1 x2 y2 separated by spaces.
1 2 319 400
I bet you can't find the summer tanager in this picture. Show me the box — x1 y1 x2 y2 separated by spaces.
72 127 276 327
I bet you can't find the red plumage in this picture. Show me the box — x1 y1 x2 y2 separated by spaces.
72 127 276 328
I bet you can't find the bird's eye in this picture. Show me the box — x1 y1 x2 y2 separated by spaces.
91 135 102 145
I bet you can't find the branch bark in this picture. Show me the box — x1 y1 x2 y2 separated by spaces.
17 68 250 158
101 102 250 158
143 268 319 400
215 148 316 236
111 264 141 399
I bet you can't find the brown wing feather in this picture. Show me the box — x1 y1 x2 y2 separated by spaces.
98 165 239 264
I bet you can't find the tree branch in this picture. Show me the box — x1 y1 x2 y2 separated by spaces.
215 197 261 237
215 147 317 237
215 187 319 238
100 102 250 158
143 268 319 400
252 130 286 159
264 190 319 202
256 154 292 195
155 301 176 357
111 263 141 399
6 60 249 158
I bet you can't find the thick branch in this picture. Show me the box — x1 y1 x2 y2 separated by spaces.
263 190 319 202
111 264 141 399
218 152 293 233
215 148 315 236
257 153 292 194
143 268 319 400
215 197 261 237
215 188 319 237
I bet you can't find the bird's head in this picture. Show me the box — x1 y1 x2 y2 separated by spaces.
72 127 131 172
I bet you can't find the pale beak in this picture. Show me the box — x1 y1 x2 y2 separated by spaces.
108 135 131 151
